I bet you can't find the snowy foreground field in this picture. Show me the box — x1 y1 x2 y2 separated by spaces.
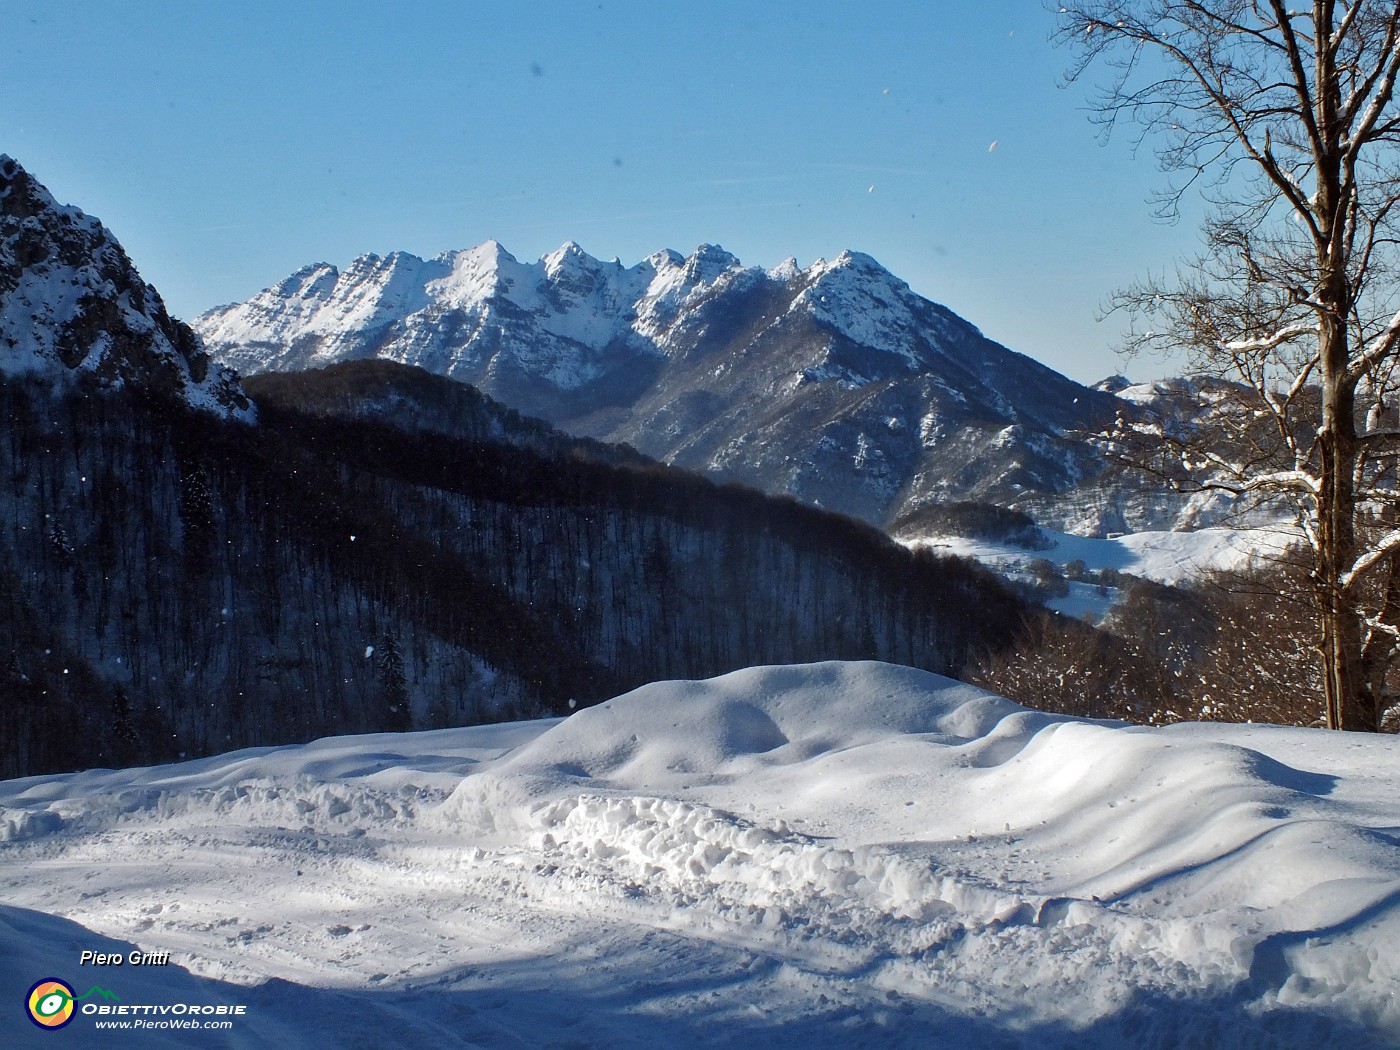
3 662 1399 1048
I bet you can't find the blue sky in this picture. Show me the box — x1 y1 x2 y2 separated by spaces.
2 1 1204 383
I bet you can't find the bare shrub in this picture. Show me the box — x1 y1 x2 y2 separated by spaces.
971 564 1334 729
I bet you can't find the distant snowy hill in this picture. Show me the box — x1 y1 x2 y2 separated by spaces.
197 241 1125 529
3 661 1396 1048
0 155 249 418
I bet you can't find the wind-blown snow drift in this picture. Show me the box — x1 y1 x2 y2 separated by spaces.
2 662 1397 1048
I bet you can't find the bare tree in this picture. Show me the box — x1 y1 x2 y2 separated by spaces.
1055 0 1400 730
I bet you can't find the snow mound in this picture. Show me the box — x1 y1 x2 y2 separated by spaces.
495 661 1016 781
3 661 1399 1047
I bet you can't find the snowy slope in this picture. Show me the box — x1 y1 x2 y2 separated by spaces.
913 525 1298 586
2 662 1396 1048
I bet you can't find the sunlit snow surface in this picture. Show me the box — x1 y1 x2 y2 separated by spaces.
926 526 1300 587
3 662 1398 1048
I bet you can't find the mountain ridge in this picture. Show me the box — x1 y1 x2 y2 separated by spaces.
197 240 1122 529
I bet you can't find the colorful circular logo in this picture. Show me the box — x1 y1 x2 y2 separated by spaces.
26 979 76 1030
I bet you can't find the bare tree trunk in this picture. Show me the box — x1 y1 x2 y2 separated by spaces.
1318 326 1376 730
1317 371 1351 729
1317 583 1373 730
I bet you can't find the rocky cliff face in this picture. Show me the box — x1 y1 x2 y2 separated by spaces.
196 241 1120 527
0 155 249 418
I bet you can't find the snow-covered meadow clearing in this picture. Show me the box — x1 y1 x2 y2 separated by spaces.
914 525 1302 622
3 661 1398 1047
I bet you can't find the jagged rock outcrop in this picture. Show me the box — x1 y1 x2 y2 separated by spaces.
0 155 249 417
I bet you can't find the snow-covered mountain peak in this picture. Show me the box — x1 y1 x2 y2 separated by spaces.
442 239 520 280
427 242 521 306
682 243 742 284
0 156 250 418
769 256 802 281
645 247 685 272
1 154 88 228
542 239 600 274
795 248 921 358
818 248 896 276
1092 373 1133 394
344 249 435 287
275 261 340 302
540 241 615 306
469 237 512 261
803 249 910 298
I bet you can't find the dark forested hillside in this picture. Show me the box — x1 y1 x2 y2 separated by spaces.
1 366 1027 779
243 360 654 469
